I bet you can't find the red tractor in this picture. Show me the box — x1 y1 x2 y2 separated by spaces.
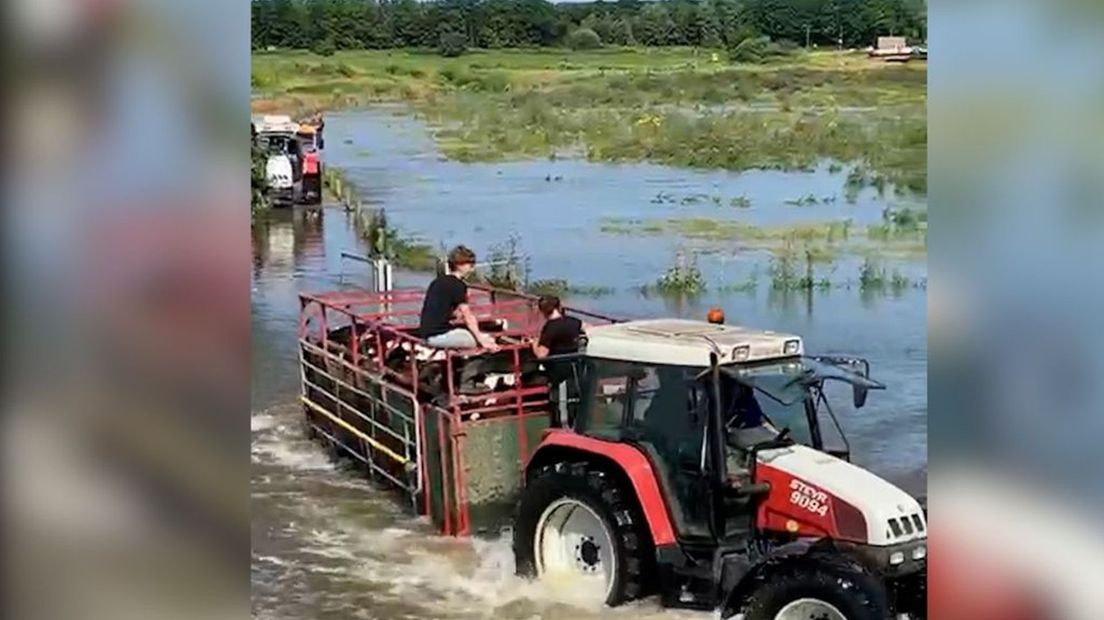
296 290 926 619
511 319 926 619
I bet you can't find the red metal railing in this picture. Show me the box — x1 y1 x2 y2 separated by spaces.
298 284 621 534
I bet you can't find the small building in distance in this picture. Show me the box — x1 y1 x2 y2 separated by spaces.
868 36 921 62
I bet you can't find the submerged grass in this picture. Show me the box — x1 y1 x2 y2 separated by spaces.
598 214 921 258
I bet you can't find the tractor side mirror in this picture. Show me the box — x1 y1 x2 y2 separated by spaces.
853 383 869 409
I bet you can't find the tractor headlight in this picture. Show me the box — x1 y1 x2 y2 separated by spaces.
783 339 801 355
912 545 926 560
889 551 905 565
733 345 750 361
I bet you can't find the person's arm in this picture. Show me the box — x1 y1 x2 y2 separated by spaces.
458 303 499 351
532 339 550 359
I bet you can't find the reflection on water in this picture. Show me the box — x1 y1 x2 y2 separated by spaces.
251 106 927 619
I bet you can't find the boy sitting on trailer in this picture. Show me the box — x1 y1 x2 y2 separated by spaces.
415 245 500 393
530 295 584 359
530 295 585 426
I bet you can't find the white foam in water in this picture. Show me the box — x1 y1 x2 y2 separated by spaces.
252 436 334 472
297 513 707 619
251 413 279 432
254 398 709 618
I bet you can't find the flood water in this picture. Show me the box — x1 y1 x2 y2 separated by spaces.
251 107 927 619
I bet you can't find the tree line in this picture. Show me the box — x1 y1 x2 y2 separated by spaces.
252 0 926 53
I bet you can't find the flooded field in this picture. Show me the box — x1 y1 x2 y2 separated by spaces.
251 107 926 619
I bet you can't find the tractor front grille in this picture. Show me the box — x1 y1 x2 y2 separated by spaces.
887 513 926 539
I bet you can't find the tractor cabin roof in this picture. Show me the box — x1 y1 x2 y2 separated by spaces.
584 319 803 367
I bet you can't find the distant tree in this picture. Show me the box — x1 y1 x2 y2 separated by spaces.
311 36 336 56
699 1 724 48
439 31 468 56
635 3 676 46
249 0 928 53
567 27 603 49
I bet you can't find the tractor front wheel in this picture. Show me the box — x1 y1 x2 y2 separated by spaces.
738 555 888 620
513 461 652 606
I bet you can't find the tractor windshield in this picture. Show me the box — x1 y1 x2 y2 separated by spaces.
719 357 883 449
725 357 882 402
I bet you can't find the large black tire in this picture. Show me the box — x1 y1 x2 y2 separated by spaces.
739 555 889 620
513 461 653 606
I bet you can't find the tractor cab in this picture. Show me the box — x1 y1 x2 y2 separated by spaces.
553 321 882 540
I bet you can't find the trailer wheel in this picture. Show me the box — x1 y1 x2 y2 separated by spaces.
514 462 651 606
737 555 888 620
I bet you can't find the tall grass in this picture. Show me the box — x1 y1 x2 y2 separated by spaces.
252 48 926 195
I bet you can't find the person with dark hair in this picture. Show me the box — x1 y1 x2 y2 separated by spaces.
416 245 499 352
531 295 585 426
532 295 583 358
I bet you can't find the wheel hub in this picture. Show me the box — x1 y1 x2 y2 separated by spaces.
577 537 600 569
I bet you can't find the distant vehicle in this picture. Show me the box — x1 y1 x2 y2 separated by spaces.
296 123 323 205
252 115 303 206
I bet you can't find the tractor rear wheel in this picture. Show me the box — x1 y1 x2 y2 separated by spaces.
513 461 652 606
738 555 888 620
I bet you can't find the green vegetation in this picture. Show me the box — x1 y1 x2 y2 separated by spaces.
252 0 926 53
765 240 833 291
567 28 603 51
858 258 916 294
728 36 792 64
654 252 707 295
252 48 926 194
527 278 616 298
439 32 467 58
867 205 927 240
785 194 820 207
478 234 529 290
311 37 336 57
364 208 439 271
597 213 923 260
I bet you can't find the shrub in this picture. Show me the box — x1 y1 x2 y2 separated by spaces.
655 252 706 295
728 36 770 63
566 28 603 51
311 37 336 57
728 35 794 64
439 31 467 58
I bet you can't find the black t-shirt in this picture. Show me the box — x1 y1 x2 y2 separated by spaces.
417 274 468 338
539 316 583 357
